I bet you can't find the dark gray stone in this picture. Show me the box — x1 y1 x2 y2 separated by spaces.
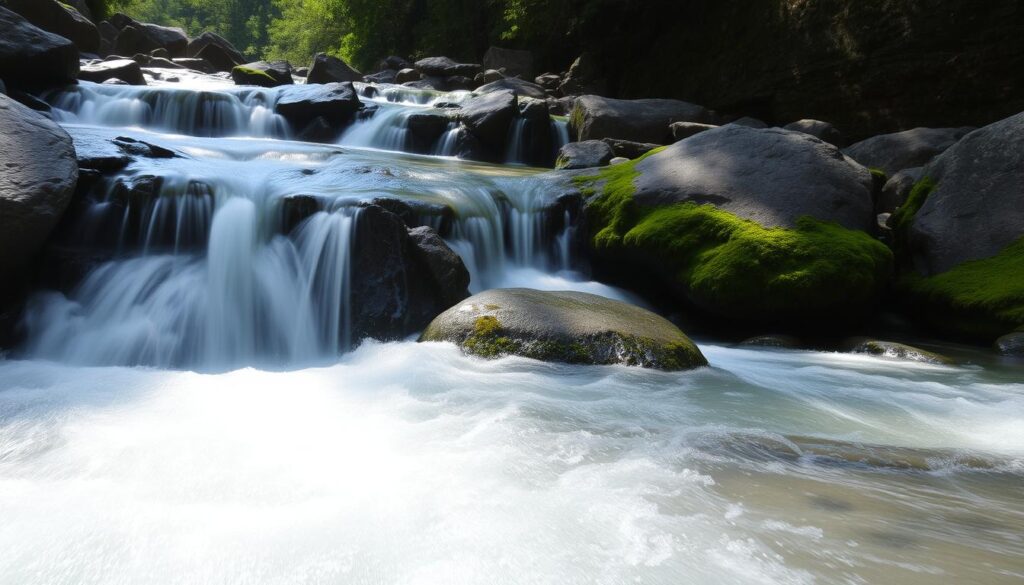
414 56 480 78
670 121 717 141
307 52 361 84
274 82 361 126
879 167 924 215
186 31 243 71
79 58 146 85
458 89 517 151
555 140 614 170
475 77 548 100
3 0 99 54
482 46 533 79
843 127 974 175
600 138 660 159
783 119 844 147
0 6 79 88
231 60 292 87
570 95 715 144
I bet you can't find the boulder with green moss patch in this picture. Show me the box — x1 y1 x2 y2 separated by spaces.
572 126 892 328
419 288 707 371
231 61 293 87
845 338 953 365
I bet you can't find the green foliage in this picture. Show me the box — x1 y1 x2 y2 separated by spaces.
114 0 277 58
901 238 1024 339
576 153 894 324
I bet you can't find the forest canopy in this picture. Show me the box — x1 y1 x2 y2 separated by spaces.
100 0 608 72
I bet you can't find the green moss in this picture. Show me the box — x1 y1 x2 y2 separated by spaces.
900 237 1024 339
232 66 277 84
574 152 893 323
462 316 518 358
868 167 888 183
890 176 936 249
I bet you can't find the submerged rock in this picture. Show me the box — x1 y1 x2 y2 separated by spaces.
843 127 973 175
569 95 715 144
420 288 707 370
0 6 79 88
0 95 78 293
846 338 953 365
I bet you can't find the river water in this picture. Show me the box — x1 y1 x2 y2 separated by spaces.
0 71 1021 584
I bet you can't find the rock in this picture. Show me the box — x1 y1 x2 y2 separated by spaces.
145 56 185 69
395 67 421 84
783 119 844 147
0 95 78 292
363 69 397 84
293 67 309 78
292 116 337 143
474 69 504 86
600 138 660 159
231 60 292 87
878 167 924 214
740 335 802 349
458 89 517 151
632 125 875 230
274 82 361 127
414 56 480 78
307 52 361 84
150 48 169 59
558 53 606 96
420 288 707 370
670 121 717 141
0 6 79 88
3 0 100 54
843 127 974 175
847 338 953 365
406 111 451 153
907 116 1024 275
574 124 892 327
350 205 470 341
171 57 215 74
445 75 474 91
475 77 549 100
535 73 561 92
78 58 146 85
407 226 471 307
482 46 533 79
112 16 188 58
994 331 1024 356
186 31 243 71
609 157 629 165
97 20 117 55
7 89 51 113
729 116 768 129
378 56 410 71
555 140 614 170
570 95 715 144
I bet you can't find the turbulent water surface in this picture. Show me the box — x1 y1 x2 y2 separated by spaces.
0 71 1021 584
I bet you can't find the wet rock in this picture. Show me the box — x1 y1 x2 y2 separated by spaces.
395 68 421 84
293 67 309 78
783 119 844 147
403 76 447 91
570 95 715 144
231 60 293 87
846 338 953 365
79 59 146 85
474 69 504 86
420 288 707 370
445 75 474 91
483 46 533 79
407 226 471 308
280 194 321 233
112 16 188 58
186 31 244 71
0 95 78 293
171 57 215 74
294 116 338 144
535 73 561 92
475 77 549 100
0 6 79 88
844 127 974 175
3 0 100 54
458 89 517 152
994 331 1024 357
7 89 52 113
307 52 362 84
600 138 660 159
558 53 606 96
275 82 361 127
363 69 397 84
414 56 481 78
555 140 614 170
670 121 717 141
740 335 802 349
378 56 410 71
406 111 451 153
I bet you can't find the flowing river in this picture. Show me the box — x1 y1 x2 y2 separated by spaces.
0 71 1021 584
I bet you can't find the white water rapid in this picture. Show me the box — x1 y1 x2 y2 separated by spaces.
0 73 1020 584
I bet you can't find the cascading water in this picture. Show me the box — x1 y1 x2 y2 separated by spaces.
4 75 1022 585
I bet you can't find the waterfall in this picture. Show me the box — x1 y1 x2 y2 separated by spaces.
434 123 461 156
338 104 412 150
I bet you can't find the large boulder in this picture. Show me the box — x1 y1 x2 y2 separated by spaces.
414 56 480 78
3 0 100 54
843 127 974 175
555 140 614 170
783 119 844 147
0 95 78 292
79 59 146 85
475 77 548 100
482 46 533 79
570 95 715 144
457 89 517 152
0 6 79 88
274 82 361 127
307 52 362 84
350 205 470 341
574 124 892 327
231 60 292 87
187 31 244 72
558 53 606 96
894 113 1024 340
111 15 188 58
670 122 717 141
420 288 707 370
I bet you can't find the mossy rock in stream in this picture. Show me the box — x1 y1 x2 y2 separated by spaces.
419 288 707 371
572 128 892 329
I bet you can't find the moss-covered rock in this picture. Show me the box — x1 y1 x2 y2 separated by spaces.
845 338 954 365
231 61 293 87
573 135 892 328
419 288 707 371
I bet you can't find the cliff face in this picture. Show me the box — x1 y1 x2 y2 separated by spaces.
589 0 1024 139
